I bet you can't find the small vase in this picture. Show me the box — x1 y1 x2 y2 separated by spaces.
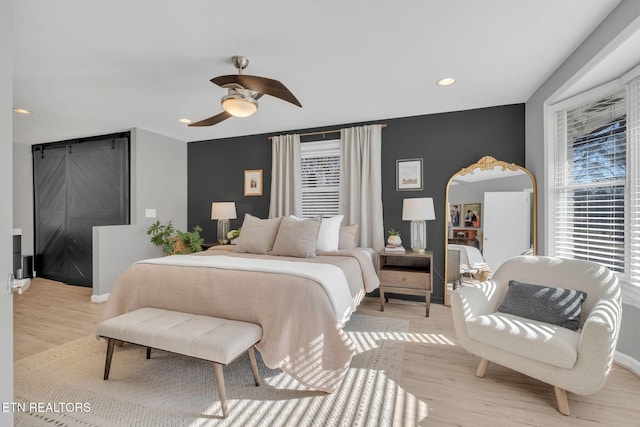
387 235 402 247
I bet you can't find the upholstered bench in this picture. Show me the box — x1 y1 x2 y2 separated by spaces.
96 307 263 418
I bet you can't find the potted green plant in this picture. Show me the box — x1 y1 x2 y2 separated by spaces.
227 228 241 244
146 220 204 255
387 228 402 247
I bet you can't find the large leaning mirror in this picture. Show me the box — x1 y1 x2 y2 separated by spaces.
444 156 537 306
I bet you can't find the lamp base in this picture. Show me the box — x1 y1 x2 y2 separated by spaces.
410 220 427 254
217 219 230 245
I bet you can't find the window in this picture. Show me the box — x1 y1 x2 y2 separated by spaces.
553 90 627 272
550 74 640 301
300 139 340 218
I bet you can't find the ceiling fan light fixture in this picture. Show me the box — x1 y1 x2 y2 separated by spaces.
221 92 258 118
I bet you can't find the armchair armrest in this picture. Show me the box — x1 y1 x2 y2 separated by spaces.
572 298 622 395
451 280 504 319
578 298 621 359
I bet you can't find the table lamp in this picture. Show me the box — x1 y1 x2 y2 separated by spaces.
211 202 237 244
402 197 436 253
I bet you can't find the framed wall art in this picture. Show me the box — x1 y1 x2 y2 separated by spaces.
449 203 462 227
244 169 263 196
463 202 481 228
396 158 423 191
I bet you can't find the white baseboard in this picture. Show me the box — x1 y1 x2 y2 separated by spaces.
614 351 640 377
91 293 110 303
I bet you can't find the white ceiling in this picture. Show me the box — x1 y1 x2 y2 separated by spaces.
12 0 625 145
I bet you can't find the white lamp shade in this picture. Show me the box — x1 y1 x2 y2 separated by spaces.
211 202 237 220
402 198 436 221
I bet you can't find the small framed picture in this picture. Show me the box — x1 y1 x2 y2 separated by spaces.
244 169 263 196
396 158 423 191
463 203 481 228
449 203 462 227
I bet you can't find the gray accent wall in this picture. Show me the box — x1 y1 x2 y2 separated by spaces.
188 104 525 303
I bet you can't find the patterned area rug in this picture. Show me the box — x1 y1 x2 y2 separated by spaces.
14 314 407 427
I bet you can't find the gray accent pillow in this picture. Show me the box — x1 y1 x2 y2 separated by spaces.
233 214 282 254
497 280 587 331
271 216 322 258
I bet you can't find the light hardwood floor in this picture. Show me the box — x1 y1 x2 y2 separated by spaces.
13 278 104 360
14 278 640 426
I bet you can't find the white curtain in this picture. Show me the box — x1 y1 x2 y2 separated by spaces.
269 134 302 218
339 125 384 251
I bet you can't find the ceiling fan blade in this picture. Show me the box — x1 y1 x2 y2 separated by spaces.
211 74 302 107
188 111 232 127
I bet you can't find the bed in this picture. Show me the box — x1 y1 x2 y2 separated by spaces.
101 217 379 393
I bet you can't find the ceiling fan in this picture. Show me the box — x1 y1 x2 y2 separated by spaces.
188 55 302 127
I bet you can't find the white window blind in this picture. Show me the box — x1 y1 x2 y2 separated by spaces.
300 139 340 218
553 90 627 272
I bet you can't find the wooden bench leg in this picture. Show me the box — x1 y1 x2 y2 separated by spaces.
476 358 489 378
379 290 385 312
248 347 260 386
146 347 151 359
213 363 229 418
104 338 115 380
554 386 570 415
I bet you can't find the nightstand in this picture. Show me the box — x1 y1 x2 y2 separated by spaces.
377 250 433 317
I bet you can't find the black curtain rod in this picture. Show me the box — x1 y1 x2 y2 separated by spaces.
268 123 387 140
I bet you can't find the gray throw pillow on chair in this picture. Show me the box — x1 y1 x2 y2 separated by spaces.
497 280 587 331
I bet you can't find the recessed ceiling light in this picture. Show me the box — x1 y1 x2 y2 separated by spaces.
13 108 33 115
437 77 456 86
178 118 192 124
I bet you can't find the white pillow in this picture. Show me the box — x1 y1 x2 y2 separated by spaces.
315 215 344 251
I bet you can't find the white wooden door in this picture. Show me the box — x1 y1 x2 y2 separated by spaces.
1 0 14 420
483 191 531 274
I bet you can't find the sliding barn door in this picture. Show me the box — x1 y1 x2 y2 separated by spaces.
33 135 129 287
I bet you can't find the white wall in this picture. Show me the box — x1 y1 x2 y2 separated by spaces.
13 142 33 256
1 0 14 417
525 0 640 371
92 127 187 299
